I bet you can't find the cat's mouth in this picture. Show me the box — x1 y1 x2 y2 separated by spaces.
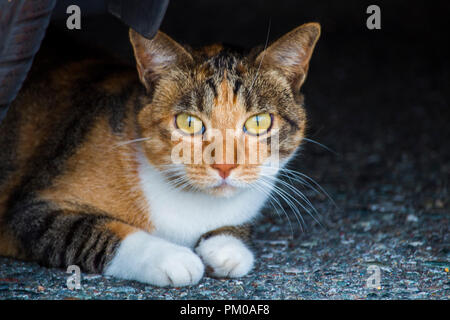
199 176 245 197
212 178 235 189
216 180 229 187
210 181 238 197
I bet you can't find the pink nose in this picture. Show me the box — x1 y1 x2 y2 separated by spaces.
211 163 238 179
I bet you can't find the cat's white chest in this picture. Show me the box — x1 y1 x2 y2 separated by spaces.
137 154 269 248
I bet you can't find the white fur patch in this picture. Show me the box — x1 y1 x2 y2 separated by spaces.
195 234 254 278
104 231 204 287
137 151 273 247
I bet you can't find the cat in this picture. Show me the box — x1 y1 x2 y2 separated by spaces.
0 23 320 287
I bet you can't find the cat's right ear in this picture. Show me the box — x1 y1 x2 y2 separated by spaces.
129 29 193 92
255 23 321 93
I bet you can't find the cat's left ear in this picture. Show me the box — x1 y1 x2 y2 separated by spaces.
256 23 321 92
129 29 193 91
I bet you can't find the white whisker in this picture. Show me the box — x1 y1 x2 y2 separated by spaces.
258 177 306 232
302 137 338 155
114 137 151 148
249 180 296 239
262 175 323 228
248 18 272 94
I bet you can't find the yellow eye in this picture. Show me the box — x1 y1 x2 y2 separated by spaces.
175 113 205 135
244 113 272 136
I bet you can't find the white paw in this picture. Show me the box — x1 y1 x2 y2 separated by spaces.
105 231 204 287
195 234 254 278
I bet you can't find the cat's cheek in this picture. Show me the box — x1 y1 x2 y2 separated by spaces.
104 231 204 287
195 235 254 278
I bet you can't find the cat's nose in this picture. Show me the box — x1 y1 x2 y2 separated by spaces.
211 163 238 179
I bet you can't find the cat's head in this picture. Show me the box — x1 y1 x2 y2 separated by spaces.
130 23 320 197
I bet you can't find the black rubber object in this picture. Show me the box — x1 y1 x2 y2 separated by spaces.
0 0 169 124
0 0 56 122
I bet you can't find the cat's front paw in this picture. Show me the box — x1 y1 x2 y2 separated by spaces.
152 244 204 287
195 234 254 278
105 231 204 287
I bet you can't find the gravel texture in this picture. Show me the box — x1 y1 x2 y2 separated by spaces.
0 3 448 300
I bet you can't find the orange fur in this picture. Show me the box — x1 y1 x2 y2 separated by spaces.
39 117 151 231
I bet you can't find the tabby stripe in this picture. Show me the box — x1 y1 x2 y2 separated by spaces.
29 211 60 255
194 88 204 112
206 78 217 97
244 88 254 111
103 236 120 269
233 79 242 96
93 234 113 272
61 215 98 266
40 212 83 267
75 227 103 266
39 216 64 267
195 224 252 248
279 113 299 131
70 216 109 270
61 216 87 255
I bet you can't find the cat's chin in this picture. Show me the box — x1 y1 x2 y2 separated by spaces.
205 183 240 198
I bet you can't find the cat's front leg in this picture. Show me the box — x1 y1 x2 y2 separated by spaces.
105 231 204 287
195 225 254 278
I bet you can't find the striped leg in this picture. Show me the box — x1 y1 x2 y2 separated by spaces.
6 200 127 273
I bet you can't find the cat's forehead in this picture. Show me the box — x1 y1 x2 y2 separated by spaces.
173 47 273 119
194 47 246 85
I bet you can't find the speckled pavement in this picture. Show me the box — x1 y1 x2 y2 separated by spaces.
0 202 448 299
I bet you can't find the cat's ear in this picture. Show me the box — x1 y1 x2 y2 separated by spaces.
256 23 320 92
129 29 193 91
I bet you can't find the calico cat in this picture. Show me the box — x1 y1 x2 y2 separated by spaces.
0 23 320 287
